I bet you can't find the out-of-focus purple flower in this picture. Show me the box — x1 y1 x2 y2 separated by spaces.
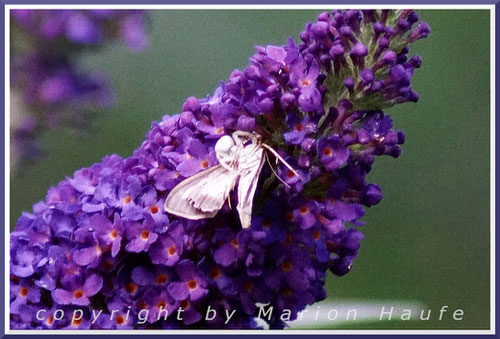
10 9 429 329
11 9 149 50
121 13 150 51
10 9 149 169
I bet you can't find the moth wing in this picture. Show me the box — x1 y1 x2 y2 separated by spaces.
236 146 265 229
164 165 238 220
188 167 239 212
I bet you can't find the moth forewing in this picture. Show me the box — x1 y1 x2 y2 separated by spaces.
236 142 266 229
164 164 239 220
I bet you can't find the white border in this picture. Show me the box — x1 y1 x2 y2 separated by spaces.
2 4 497 9
4 4 496 336
4 4 10 336
490 4 496 337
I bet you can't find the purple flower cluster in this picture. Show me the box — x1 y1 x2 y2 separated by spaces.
10 10 429 329
10 10 149 169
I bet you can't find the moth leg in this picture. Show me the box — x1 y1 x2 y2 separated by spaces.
216 153 233 171
232 130 252 143
262 143 300 177
264 151 291 189
216 150 239 173
232 131 260 146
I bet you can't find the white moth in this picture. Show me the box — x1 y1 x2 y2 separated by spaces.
164 131 299 229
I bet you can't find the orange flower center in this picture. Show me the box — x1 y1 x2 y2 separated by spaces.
19 287 28 297
313 230 321 241
299 205 309 214
323 147 332 157
123 196 132 204
180 299 190 310
140 229 150 240
261 219 271 228
149 205 159 214
158 301 167 310
201 160 209 169
295 123 303 131
285 212 294 222
281 260 293 272
110 229 118 239
210 267 221 279
230 238 239 249
125 282 137 294
156 274 168 285
243 281 253 292
115 315 125 325
168 245 177 256
187 279 197 290
73 289 84 299
301 79 311 86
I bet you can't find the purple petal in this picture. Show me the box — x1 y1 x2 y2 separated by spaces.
167 282 189 301
11 265 34 278
52 289 73 305
176 260 196 280
125 238 147 253
190 286 208 301
73 246 100 266
131 267 154 286
83 274 103 296
214 244 237 267
82 203 106 213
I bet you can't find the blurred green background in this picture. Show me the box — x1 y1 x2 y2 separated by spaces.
10 10 491 329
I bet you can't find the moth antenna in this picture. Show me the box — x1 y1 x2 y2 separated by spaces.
262 143 301 179
264 151 291 189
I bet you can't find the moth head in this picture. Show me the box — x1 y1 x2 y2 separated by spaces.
215 135 236 155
